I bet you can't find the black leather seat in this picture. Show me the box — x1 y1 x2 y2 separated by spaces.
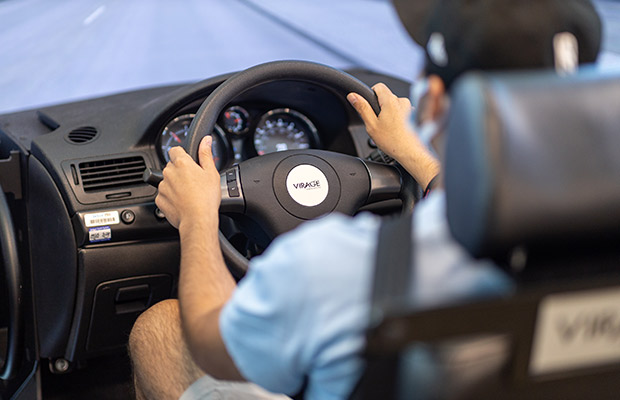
354 70 620 399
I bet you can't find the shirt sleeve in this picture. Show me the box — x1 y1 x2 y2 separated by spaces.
219 213 380 398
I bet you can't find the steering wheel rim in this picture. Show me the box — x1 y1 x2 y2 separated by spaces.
184 61 386 278
186 60 380 160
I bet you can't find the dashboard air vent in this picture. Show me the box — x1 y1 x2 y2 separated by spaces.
67 126 98 143
79 156 146 192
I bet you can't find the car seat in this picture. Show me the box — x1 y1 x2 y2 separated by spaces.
352 69 620 399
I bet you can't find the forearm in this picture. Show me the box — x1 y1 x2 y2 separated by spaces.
177 215 241 379
380 130 440 189
392 135 440 189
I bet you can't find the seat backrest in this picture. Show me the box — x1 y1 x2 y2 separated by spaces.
445 69 620 270
353 70 620 400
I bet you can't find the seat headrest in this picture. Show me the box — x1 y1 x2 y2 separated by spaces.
445 70 620 260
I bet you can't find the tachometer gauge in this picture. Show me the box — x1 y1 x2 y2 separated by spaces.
253 108 318 156
160 114 193 162
221 106 250 135
159 113 229 170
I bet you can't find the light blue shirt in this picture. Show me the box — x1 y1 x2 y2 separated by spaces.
219 192 513 400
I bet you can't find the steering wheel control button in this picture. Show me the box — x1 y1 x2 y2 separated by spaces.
224 168 241 198
220 167 245 213
285 165 329 207
228 183 240 198
121 209 135 224
154 208 166 219
226 170 236 183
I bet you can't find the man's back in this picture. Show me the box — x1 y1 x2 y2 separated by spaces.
220 191 512 399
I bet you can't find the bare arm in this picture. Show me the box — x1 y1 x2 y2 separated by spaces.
347 83 440 189
155 136 243 380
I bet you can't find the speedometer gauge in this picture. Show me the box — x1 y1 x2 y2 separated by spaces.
253 108 319 156
159 113 229 170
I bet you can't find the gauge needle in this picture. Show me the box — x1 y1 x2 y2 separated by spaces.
170 131 182 144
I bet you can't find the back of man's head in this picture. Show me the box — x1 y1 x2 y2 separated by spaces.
393 0 602 88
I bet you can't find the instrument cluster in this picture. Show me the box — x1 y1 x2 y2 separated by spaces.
157 105 320 170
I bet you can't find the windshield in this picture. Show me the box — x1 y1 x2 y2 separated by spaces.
1 0 619 114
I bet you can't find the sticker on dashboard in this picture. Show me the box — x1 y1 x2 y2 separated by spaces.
84 211 120 227
89 226 112 243
529 286 620 376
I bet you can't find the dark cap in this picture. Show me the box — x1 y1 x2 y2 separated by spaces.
393 0 602 88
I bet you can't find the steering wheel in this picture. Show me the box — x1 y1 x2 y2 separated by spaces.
183 61 413 278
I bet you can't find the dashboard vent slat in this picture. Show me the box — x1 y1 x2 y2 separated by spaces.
67 126 98 144
79 156 147 192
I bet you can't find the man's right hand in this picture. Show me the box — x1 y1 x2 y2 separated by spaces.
155 135 221 231
347 83 440 189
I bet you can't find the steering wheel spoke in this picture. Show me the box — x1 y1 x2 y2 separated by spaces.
220 166 245 214
364 161 403 204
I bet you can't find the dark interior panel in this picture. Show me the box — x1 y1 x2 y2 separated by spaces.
0 68 411 399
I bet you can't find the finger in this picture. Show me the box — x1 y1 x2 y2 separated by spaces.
398 97 414 117
162 163 174 182
399 96 413 109
155 189 166 211
347 92 377 126
372 82 390 94
372 83 397 108
154 195 178 228
198 135 214 169
168 146 188 163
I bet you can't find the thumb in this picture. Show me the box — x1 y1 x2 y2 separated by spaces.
347 93 377 126
198 135 214 169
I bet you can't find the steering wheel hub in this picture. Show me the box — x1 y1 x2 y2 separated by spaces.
285 165 329 207
275 154 340 219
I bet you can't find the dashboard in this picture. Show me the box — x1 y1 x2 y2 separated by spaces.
0 67 410 367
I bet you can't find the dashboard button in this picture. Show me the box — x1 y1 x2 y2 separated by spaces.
121 209 135 224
